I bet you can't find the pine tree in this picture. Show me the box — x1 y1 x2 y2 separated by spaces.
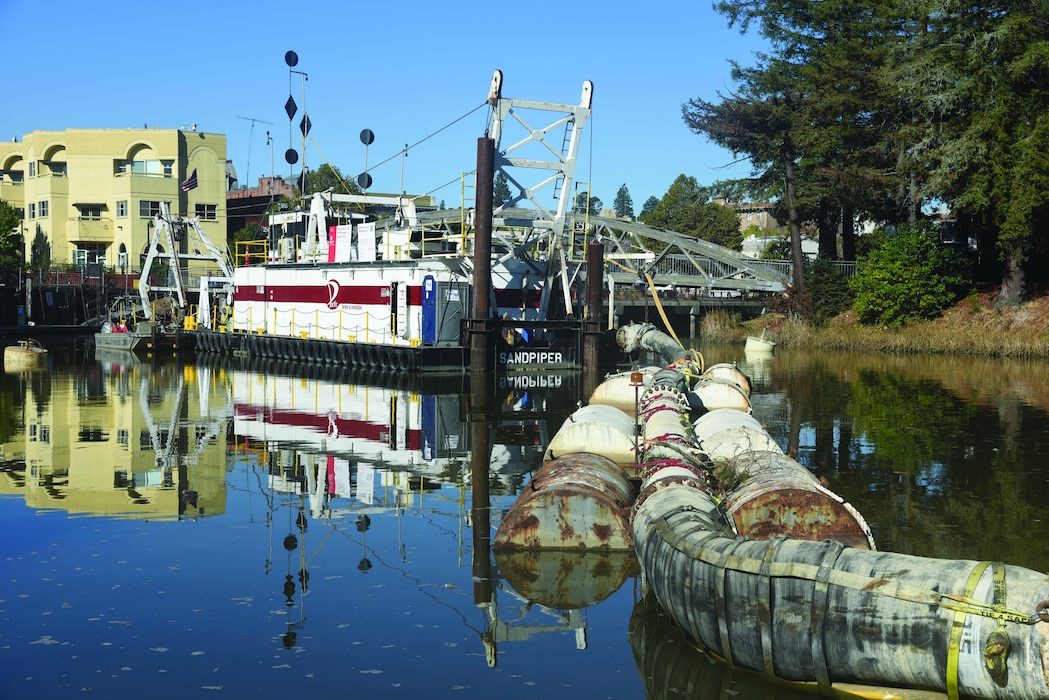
613 184 634 219
493 172 512 209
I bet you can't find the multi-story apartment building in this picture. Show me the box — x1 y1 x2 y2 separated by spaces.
0 128 228 273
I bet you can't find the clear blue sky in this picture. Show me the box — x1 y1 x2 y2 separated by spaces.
1 0 766 213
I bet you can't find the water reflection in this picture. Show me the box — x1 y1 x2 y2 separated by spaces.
5 341 1049 698
723 343 1049 571
2 347 228 519
630 593 814 700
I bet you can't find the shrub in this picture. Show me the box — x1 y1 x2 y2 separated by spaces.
850 223 970 327
804 257 854 326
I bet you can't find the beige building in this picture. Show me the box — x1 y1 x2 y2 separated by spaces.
0 128 228 272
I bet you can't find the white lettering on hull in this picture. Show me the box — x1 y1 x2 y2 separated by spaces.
498 350 566 366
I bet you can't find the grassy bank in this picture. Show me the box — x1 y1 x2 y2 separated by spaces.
702 291 1049 358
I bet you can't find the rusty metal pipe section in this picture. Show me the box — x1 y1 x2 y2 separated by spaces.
493 453 636 552
692 407 873 548
722 451 875 549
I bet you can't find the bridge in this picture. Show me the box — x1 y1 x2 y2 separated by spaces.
412 71 789 306
362 71 791 319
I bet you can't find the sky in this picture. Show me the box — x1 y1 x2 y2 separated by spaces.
1 0 768 213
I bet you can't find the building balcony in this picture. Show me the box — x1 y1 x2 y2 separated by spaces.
0 181 25 207
68 217 114 243
111 173 177 197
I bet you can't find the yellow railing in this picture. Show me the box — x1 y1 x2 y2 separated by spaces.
235 239 269 267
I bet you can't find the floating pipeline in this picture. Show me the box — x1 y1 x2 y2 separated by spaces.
703 362 753 398
632 481 1049 699
693 407 783 462
492 452 637 552
629 591 950 700
693 407 875 549
496 326 1049 695
544 404 639 467
587 365 661 415
631 372 1049 699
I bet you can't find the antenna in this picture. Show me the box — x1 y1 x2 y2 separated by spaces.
237 116 274 187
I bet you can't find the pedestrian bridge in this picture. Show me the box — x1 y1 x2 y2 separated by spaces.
415 207 792 297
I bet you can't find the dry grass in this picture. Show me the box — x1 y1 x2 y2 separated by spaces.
736 293 1049 358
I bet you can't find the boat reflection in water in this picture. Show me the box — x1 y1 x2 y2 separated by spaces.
0 350 645 693
216 355 640 664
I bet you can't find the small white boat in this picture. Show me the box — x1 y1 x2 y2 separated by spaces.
745 324 775 354
4 339 48 372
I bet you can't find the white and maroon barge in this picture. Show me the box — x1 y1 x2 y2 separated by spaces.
193 71 614 373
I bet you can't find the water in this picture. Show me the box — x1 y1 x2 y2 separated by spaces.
3 340 1049 699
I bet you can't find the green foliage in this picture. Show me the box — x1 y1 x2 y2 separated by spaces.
0 200 23 286
231 222 265 243
304 163 361 196
804 257 854 325
493 172 512 208
639 196 659 221
29 226 50 275
644 174 742 249
850 223 970 327
573 192 602 215
613 184 633 218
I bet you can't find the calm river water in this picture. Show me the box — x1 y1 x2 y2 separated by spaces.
3 339 1049 699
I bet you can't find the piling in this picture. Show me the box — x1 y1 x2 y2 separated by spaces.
469 136 494 373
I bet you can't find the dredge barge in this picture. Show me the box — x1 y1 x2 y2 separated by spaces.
193 70 617 373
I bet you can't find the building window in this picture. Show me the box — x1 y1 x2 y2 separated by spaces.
117 159 164 175
77 204 103 219
28 162 35 177
28 203 35 219
45 161 67 176
140 200 163 217
195 204 217 221
163 161 173 176
39 201 49 217
116 200 128 217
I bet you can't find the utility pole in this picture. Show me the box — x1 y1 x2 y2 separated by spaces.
237 116 273 188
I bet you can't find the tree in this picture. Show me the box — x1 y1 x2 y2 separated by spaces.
493 171 512 209
644 174 743 249
303 163 361 196
683 77 809 289
688 0 912 293
573 192 602 216
896 2 1049 306
850 223 970 327
639 196 659 221
0 200 23 288
613 184 634 219
29 226 50 275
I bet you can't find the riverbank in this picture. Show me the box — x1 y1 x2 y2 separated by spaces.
712 290 1049 358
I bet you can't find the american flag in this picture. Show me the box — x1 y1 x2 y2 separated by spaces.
181 169 198 192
